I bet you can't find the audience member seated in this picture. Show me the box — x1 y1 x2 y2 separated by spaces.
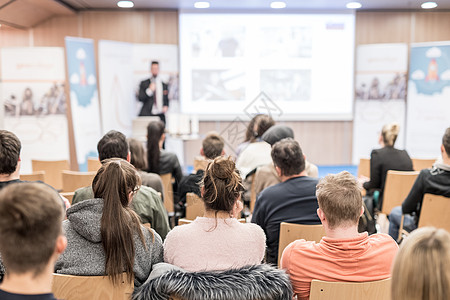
252 138 321 264
128 138 164 196
362 123 413 209
254 125 318 197
235 114 269 158
389 127 450 239
391 227 450 300
164 156 265 271
0 183 67 300
55 159 163 288
281 171 398 300
72 130 170 239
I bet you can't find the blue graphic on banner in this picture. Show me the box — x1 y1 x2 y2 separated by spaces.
409 45 450 95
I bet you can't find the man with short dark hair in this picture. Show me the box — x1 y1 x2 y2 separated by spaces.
388 127 450 239
72 130 170 239
0 183 67 299
251 138 320 264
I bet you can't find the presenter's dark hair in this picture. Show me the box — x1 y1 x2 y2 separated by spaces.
151 61 159 67
0 130 21 175
97 130 129 162
271 138 305 177
147 121 165 174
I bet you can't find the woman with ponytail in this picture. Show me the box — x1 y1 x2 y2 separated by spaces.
163 156 265 272
55 159 163 287
362 123 413 209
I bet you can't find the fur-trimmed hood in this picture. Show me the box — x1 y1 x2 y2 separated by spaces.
133 264 293 300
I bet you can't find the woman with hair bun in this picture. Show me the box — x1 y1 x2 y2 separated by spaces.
362 123 413 209
163 156 266 272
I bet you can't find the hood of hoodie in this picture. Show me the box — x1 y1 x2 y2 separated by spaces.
66 198 103 243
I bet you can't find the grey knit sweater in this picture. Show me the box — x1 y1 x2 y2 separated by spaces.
55 198 163 287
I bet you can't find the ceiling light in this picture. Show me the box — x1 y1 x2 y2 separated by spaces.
270 1 286 9
346 2 362 9
194 1 210 8
421 2 438 9
117 1 134 8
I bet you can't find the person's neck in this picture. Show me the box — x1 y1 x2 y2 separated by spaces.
442 154 450 166
324 224 360 239
0 171 19 182
280 170 307 182
0 264 53 295
203 209 231 219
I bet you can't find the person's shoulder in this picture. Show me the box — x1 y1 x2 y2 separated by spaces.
140 78 150 85
368 233 399 249
164 222 193 243
240 222 265 234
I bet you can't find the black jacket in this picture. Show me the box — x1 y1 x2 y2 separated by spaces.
137 78 169 116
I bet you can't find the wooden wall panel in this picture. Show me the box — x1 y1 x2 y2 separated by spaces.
414 12 450 42
153 11 179 44
33 15 79 47
0 26 29 47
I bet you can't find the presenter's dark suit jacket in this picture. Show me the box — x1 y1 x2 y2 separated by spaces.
138 78 169 116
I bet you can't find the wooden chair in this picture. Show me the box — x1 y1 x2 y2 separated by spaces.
193 156 209 172
20 171 45 182
418 193 450 231
60 192 75 205
309 278 391 300
32 159 70 191
412 158 436 171
160 173 175 214
381 170 419 215
186 192 205 220
357 158 370 178
52 273 133 300
278 222 325 266
62 170 97 193
249 173 257 213
88 157 102 172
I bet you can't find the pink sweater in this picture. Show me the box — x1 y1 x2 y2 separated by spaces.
164 217 266 272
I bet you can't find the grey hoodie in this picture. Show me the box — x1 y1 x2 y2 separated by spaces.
55 198 163 287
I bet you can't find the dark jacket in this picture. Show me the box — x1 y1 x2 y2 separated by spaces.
138 78 169 116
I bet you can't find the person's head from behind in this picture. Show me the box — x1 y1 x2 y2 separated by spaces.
262 125 294 146
150 61 159 77
441 127 450 160
201 133 225 160
92 159 148 285
147 121 165 173
0 183 66 278
391 227 450 300
380 122 400 147
128 138 147 171
271 138 305 177
201 156 244 216
316 171 363 231
253 114 275 141
97 130 129 162
0 130 21 176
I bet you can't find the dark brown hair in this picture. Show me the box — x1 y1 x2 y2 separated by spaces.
244 114 275 143
92 158 149 285
147 121 165 174
271 138 305 177
0 130 21 175
202 133 225 159
443 127 450 156
0 183 64 276
128 138 147 171
97 130 129 162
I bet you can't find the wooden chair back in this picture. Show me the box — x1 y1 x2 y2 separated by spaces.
160 173 174 214
193 156 209 171
186 192 204 220
32 159 70 190
249 173 257 213
20 171 45 182
418 193 450 231
278 222 325 266
52 273 133 300
412 158 435 171
60 192 75 205
357 158 370 178
381 170 419 215
309 278 391 300
88 157 102 172
62 170 97 193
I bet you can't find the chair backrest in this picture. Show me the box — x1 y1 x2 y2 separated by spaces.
278 222 325 266
186 192 205 220
62 170 97 193
20 171 45 182
52 273 133 300
418 193 450 231
32 159 70 190
309 278 391 300
88 157 102 172
412 158 436 171
160 173 174 214
60 192 75 205
193 156 209 171
381 170 419 215
357 158 370 178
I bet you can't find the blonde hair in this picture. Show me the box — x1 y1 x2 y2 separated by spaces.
391 227 450 300
381 123 400 147
316 171 362 229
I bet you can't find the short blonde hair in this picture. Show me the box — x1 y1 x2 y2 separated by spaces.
391 227 450 300
316 171 362 229
381 122 400 147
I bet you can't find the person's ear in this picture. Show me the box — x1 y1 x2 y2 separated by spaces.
200 148 205 156
275 165 282 177
360 206 364 217
317 208 326 222
200 186 205 197
126 152 131 163
56 235 67 255
303 153 306 161
221 150 225 156
441 144 446 156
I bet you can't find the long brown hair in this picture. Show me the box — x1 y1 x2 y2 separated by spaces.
147 121 165 174
92 158 149 285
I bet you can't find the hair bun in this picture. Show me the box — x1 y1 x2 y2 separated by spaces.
210 158 234 180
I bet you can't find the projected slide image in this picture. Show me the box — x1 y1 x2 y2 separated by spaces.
191 27 245 58
259 27 312 58
355 73 406 100
260 70 311 101
192 69 245 101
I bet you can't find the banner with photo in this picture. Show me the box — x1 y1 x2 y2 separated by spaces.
352 44 408 165
65 37 102 171
406 42 450 158
0 47 69 173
